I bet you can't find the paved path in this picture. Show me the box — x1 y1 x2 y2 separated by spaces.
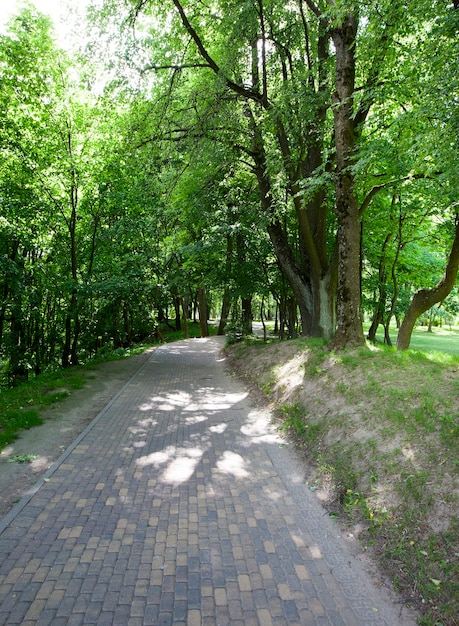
0 338 412 625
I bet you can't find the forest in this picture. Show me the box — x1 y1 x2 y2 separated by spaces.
1 0 458 386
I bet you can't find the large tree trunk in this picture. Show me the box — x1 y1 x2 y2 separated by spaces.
173 0 337 340
328 12 365 349
197 287 209 337
397 217 459 349
241 296 253 335
265 221 312 335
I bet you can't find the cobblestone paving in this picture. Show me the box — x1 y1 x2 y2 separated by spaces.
0 338 412 625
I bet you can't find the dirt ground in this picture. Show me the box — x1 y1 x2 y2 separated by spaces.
0 349 154 520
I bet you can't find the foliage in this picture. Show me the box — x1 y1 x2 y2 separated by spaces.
0 0 458 388
0 341 154 452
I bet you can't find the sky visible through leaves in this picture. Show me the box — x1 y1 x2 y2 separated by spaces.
0 0 91 49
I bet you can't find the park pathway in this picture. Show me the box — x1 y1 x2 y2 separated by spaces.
0 337 413 625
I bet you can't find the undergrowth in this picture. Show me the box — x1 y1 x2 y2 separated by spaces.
0 341 154 452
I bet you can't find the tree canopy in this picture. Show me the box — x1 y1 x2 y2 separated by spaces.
0 0 458 384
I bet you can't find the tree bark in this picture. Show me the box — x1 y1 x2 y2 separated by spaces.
367 232 393 343
197 287 209 337
173 294 181 331
249 110 314 335
241 296 253 335
217 295 231 335
171 0 335 339
396 217 459 349
328 12 365 349
181 297 189 339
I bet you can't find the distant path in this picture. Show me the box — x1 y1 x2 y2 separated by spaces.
0 337 414 625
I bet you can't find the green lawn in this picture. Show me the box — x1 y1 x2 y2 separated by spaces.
366 324 459 355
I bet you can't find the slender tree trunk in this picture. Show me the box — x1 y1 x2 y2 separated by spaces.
70 299 80 364
367 232 393 343
62 311 72 368
0 301 6 351
218 294 232 335
9 297 28 386
218 231 234 335
287 296 298 338
260 297 267 341
173 294 181 331
62 144 81 366
181 297 189 339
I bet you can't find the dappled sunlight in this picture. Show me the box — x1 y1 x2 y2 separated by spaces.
139 388 247 415
132 440 147 448
0 445 14 459
310 544 323 559
138 418 158 427
136 445 176 468
402 445 415 461
143 390 193 411
139 401 157 411
265 489 285 502
124 338 280 491
215 451 249 478
161 451 203 484
240 408 281 445
183 414 208 425
274 353 307 394
209 423 227 434
136 444 208 485
291 533 306 548
184 390 248 413
29 456 50 472
128 417 158 435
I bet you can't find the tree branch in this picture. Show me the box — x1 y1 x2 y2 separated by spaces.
359 173 443 217
301 0 321 19
171 0 265 104
141 63 212 74
397 215 459 349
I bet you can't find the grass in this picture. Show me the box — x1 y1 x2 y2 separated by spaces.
368 323 459 356
8 454 38 464
227 326 459 626
0 323 214 452
0 341 155 453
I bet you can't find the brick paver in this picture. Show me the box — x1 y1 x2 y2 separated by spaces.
0 337 413 625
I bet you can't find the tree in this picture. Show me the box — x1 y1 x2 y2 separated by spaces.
124 0 433 348
0 7 67 381
397 218 459 349
0 6 164 381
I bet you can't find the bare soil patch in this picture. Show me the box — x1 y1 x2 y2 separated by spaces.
0 350 153 519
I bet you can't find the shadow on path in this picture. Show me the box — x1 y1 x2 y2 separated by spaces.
0 337 416 625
